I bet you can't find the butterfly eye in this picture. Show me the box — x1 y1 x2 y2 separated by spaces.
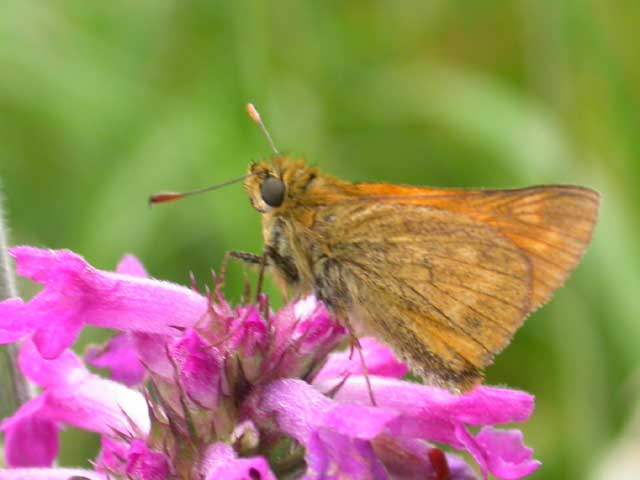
260 176 285 207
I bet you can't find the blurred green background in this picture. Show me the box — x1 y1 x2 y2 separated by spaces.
1 1 639 478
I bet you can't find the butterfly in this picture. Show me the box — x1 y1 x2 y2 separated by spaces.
152 104 600 392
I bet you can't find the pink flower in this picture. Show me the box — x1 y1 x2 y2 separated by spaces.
200 443 276 480
0 247 541 479
0 248 206 359
1 341 150 468
85 332 146 386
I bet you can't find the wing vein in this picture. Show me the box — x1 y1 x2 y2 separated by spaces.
400 281 497 359
432 281 525 311
426 253 523 281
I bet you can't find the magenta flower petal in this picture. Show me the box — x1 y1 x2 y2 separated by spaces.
306 429 389 480
371 436 478 480
272 297 343 358
125 440 171 480
38 370 149 438
116 254 148 277
322 376 537 479
167 329 222 409
291 297 346 356
325 376 533 437
130 332 175 382
1 380 62 467
265 296 346 379
446 453 481 480
8 247 208 358
1 380 147 469
228 305 268 358
223 305 268 383
456 426 541 480
95 436 129 476
82 255 147 385
249 379 390 478
86 332 146 386
0 469 106 480
322 403 399 439
0 298 34 344
200 443 276 480
11 247 88 288
18 340 84 387
250 378 332 443
30 293 85 359
0 291 84 357
1 397 58 467
8 341 150 438
313 336 409 383
97 439 174 480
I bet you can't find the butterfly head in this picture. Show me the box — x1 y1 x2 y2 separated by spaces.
244 156 318 214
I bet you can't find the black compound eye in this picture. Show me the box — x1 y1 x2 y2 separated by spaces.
260 176 285 207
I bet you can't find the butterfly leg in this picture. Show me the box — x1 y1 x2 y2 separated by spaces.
255 250 269 301
310 255 377 405
219 250 270 318
342 317 377 407
219 250 263 286
226 250 264 267
221 250 269 295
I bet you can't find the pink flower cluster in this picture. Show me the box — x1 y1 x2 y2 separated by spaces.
0 247 540 479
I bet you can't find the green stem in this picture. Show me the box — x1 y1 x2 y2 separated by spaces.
0 188 32 417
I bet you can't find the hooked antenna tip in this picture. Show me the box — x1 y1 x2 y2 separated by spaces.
148 192 184 206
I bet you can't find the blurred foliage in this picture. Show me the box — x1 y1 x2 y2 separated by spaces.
1 1 639 478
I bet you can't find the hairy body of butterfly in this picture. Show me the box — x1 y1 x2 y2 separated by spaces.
241 156 600 391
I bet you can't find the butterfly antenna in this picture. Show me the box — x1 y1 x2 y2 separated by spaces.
246 103 280 155
148 175 247 206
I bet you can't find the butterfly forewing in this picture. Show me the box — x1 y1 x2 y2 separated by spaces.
303 184 599 390
467 186 600 311
308 202 532 389
346 184 600 313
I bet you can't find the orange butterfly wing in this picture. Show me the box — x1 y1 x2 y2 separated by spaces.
347 183 600 314
303 182 599 390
